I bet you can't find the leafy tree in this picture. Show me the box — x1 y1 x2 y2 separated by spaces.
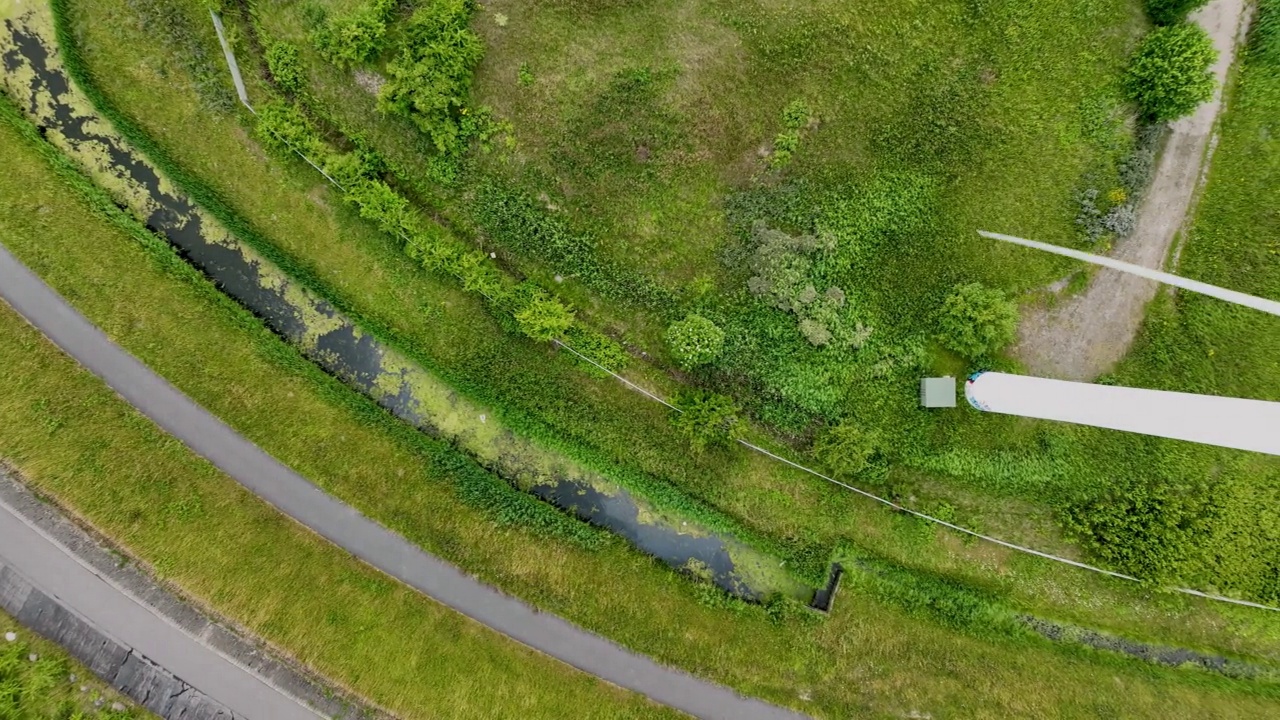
1145 0 1210 25
311 0 396 69
1125 23 1218 122
665 314 725 369
936 282 1018 359
812 422 879 477
379 0 485 154
514 293 575 341
671 391 742 451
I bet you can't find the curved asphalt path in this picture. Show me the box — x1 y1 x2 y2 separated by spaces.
0 243 807 720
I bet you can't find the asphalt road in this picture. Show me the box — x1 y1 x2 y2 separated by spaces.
0 243 806 720
0 498 322 720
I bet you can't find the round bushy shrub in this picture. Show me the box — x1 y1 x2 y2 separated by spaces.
1145 0 1210 25
665 314 725 369
1125 23 1218 122
936 282 1019 359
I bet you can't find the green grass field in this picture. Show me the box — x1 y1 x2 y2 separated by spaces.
0 612 143 719
3 0 1280 716
35 0 1280 655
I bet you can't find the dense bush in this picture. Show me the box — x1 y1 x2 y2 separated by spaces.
379 0 485 154
671 391 742 451
771 99 811 167
1145 0 1210 25
253 101 325 157
1125 23 1218 122
1061 476 1217 583
936 282 1018 359
266 41 306 95
514 292 576 341
310 0 396 69
813 422 879 477
665 314 725 369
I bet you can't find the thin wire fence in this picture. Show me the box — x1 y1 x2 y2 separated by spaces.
208 14 1280 613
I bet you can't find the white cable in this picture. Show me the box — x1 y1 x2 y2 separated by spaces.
979 230 1280 318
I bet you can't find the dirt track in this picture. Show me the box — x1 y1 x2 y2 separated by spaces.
1013 0 1249 381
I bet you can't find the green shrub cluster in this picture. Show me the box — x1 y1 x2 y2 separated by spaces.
308 0 396 69
265 41 305 95
1125 23 1218 122
378 0 485 155
1145 0 1210 25
812 422 882 478
665 314 725 369
254 106 586 344
253 100 326 158
671 391 742 452
935 282 1018 360
771 99 811 168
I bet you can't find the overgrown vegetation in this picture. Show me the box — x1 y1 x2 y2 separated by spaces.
0 622 138 719
1062 0 1280 601
378 0 484 154
43 0 1280 698
19 18 1280 713
1146 0 1211 25
1126 22 1218 122
307 0 395 69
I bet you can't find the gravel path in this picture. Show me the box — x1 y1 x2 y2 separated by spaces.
0 242 807 720
1013 0 1250 381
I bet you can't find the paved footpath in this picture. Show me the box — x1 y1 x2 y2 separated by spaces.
0 497 322 720
0 242 806 720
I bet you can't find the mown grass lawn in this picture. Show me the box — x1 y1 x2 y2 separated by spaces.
4 4 1280 717
41 0 1280 660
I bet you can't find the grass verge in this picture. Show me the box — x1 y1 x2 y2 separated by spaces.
41 0 1280 656
0 4 1278 718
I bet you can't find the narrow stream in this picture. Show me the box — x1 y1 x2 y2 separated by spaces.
0 14 808 603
